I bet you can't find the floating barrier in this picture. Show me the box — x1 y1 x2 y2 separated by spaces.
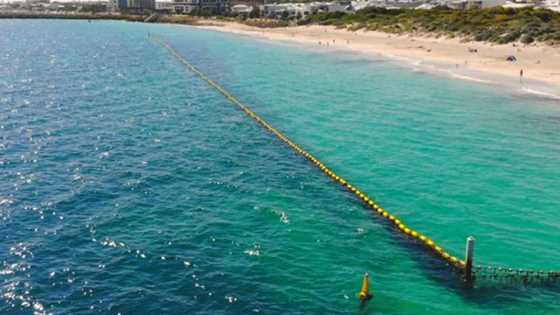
150 35 560 286
473 265 560 285
149 34 462 270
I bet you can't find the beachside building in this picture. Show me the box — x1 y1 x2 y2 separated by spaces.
107 0 118 11
438 0 506 8
171 0 196 14
262 3 310 19
118 0 155 10
482 0 508 7
231 4 253 14
501 0 536 7
155 0 174 12
415 2 438 8
351 0 428 10
171 0 228 14
443 0 482 9
230 0 263 9
118 0 128 9
542 0 560 11
262 2 349 19
128 0 155 10
313 1 350 12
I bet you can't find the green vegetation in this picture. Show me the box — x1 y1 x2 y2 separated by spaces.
158 15 201 25
242 18 290 28
308 7 560 45
213 16 290 28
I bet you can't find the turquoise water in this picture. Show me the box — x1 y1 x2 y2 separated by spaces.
1 19 559 315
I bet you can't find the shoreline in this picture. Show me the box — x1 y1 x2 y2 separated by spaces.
2 14 559 97
193 21 560 99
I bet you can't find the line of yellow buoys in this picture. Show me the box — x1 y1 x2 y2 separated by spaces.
151 35 465 271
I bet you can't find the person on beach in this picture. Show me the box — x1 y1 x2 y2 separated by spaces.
520 69 524 84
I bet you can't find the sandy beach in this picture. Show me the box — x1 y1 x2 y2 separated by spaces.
195 20 560 98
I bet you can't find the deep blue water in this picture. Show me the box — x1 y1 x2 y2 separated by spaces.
1 19 560 315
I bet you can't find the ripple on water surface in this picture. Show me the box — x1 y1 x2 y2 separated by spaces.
1 20 560 315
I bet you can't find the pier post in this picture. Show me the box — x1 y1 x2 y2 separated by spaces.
465 236 475 284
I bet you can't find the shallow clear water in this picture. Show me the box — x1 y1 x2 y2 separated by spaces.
1 19 559 315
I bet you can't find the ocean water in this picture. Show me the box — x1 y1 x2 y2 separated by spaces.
1 19 559 315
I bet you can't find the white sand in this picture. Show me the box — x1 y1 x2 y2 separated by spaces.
194 21 560 97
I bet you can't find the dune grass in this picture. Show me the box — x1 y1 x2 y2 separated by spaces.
307 7 560 45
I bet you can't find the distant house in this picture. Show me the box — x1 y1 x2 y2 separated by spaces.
351 0 421 10
155 1 175 12
229 0 263 14
171 0 197 14
118 0 155 11
172 0 229 14
262 2 350 20
262 3 301 19
128 0 156 10
107 0 119 12
118 0 128 10
230 0 263 9
316 1 350 12
542 0 560 11
231 4 253 14
441 0 476 9
438 0 506 9
481 0 507 7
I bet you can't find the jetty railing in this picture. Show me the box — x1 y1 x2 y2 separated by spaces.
149 35 559 286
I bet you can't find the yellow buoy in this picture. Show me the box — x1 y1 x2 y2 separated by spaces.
358 272 373 301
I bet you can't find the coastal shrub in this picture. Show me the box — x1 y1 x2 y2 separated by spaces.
499 31 522 44
520 34 535 44
349 23 366 31
542 31 560 44
307 7 560 45
534 9 554 23
494 14 510 22
473 30 493 41
243 18 289 28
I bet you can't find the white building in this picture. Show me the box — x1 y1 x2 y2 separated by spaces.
263 2 349 19
541 0 560 10
436 0 507 8
501 0 535 8
351 0 511 9
155 0 174 11
171 0 228 14
480 0 507 7
231 3 253 13
351 0 428 10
